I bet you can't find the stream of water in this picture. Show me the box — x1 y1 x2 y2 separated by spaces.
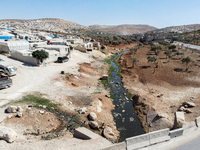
109 51 144 142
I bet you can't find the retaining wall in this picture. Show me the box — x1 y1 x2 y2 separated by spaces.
103 114 200 150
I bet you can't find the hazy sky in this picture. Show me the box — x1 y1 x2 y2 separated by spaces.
1 0 200 28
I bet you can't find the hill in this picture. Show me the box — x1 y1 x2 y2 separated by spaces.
0 18 85 31
152 24 200 33
89 24 158 35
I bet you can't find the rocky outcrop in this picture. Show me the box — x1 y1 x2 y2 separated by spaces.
0 126 17 143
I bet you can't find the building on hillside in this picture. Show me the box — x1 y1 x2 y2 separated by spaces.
92 42 101 50
82 37 91 42
0 31 15 40
36 45 70 57
0 40 29 53
66 38 83 44
11 49 59 66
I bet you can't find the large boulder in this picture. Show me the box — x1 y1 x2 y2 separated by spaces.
89 121 99 130
88 112 97 121
103 127 117 141
6 106 17 113
0 126 17 143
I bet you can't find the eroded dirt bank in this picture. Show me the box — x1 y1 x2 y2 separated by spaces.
118 46 200 133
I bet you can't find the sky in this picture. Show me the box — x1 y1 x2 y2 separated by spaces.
0 0 200 29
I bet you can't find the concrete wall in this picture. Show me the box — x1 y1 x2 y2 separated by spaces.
0 44 9 53
11 51 38 66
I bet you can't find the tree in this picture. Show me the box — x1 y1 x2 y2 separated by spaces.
147 55 158 74
168 45 176 50
130 47 138 54
181 56 193 72
32 50 49 64
175 51 184 59
150 45 162 56
132 57 139 67
164 50 172 59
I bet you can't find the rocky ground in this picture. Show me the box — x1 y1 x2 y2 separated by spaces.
118 45 200 132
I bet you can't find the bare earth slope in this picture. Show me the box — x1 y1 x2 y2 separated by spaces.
119 45 200 132
89 24 158 34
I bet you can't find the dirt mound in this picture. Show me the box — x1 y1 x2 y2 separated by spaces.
2 107 64 139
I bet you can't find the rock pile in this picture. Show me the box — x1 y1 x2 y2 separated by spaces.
6 106 24 117
178 101 195 113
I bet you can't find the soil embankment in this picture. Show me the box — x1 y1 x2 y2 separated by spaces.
118 45 200 132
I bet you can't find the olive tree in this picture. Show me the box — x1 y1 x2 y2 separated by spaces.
147 55 158 74
150 45 162 56
181 56 193 72
32 49 49 64
132 57 139 67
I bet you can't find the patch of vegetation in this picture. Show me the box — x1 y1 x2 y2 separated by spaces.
13 95 60 111
117 70 122 76
109 65 114 79
101 79 110 89
104 58 111 64
101 51 106 55
110 92 114 99
126 92 132 99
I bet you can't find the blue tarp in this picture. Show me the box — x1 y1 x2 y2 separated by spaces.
0 36 12 39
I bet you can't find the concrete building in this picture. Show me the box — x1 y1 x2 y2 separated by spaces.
11 48 60 66
66 38 83 44
36 45 70 57
0 40 29 53
0 31 15 40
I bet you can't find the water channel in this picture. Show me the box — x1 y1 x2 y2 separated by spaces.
109 51 144 142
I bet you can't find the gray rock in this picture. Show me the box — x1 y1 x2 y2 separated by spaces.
178 106 186 111
88 112 97 121
185 108 192 113
39 110 45 114
103 127 117 141
6 106 17 113
182 101 195 107
89 121 99 129
17 112 23 118
17 106 23 112
129 117 134 122
78 107 87 114
0 126 17 143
